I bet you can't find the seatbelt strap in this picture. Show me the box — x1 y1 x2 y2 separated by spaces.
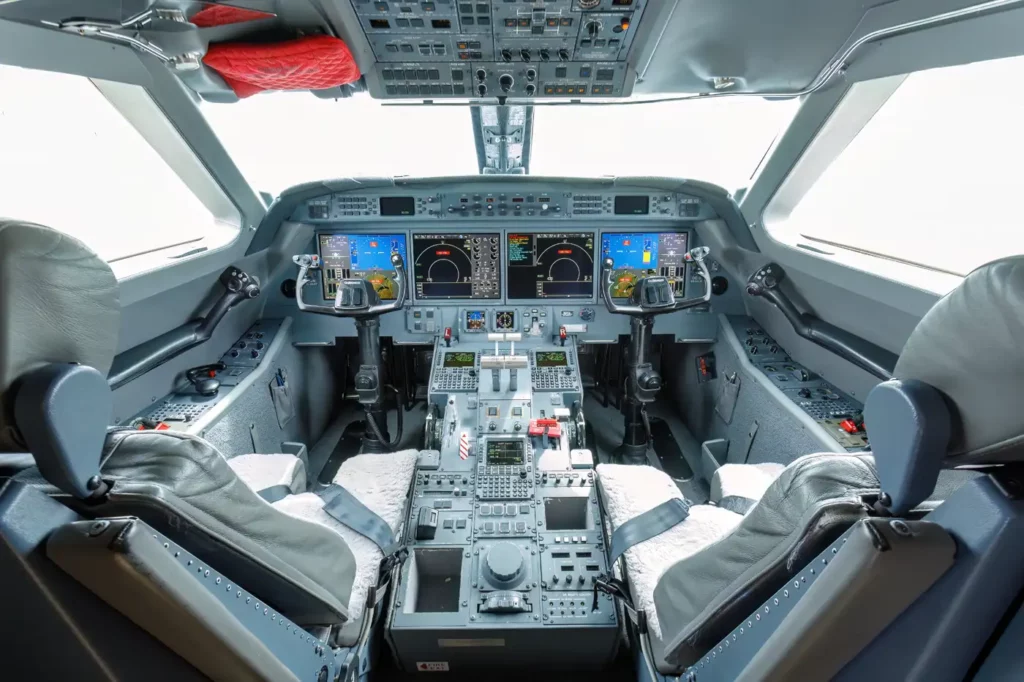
256 484 293 504
608 497 690 567
316 483 401 556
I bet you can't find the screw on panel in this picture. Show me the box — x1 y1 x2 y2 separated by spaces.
890 519 912 537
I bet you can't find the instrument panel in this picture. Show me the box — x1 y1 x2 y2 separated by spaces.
316 227 700 304
601 231 690 299
507 232 595 299
319 233 408 300
412 232 501 299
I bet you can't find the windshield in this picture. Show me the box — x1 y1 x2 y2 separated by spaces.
531 98 800 189
201 94 479 195
201 94 799 195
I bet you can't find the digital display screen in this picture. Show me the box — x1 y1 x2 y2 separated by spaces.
379 196 416 216
535 351 568 367
486 440 525 465
466 311 487 331
317 233 408 301
495 311 516 330
443 352 476 368
413 233 501 299
614 196 650 215
507 232 595 299
601 232 689 299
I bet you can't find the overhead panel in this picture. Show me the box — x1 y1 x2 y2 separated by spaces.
351 0 650 99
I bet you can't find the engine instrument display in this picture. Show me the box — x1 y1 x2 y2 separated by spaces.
443 352 477 368
601 232 689 299
535 351 568 368
413 233 501 300
486 439 525 466
507 232 596 299
318 233 407 301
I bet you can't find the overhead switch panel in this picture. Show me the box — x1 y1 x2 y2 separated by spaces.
351 0 652 99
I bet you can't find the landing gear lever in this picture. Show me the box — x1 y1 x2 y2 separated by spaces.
600 247 712 463
293 252 409 454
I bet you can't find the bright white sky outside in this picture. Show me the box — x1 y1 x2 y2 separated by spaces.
0 65 213 261
781 55 1024 275
5 55 1024 276
200 94 799 195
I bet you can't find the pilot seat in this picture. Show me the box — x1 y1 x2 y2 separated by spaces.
594 255 1024 678
0 220 418 678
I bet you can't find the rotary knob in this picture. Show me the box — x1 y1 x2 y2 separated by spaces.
499 74 514 93
579 307 595 322
485 542 525 584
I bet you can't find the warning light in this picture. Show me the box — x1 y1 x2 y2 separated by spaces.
623 239 631 246
557 249 572 255
369 241 378 247
436 250 451 256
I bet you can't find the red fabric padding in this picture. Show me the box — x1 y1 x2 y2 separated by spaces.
203 35 361 98
190 6 275 28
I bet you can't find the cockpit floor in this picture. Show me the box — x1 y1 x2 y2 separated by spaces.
374 653 636 681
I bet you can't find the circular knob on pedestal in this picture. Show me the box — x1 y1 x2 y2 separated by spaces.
485 542 525 584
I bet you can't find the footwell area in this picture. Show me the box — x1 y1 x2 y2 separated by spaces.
583 394 710 504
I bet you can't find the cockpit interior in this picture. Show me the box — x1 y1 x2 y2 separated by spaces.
3 1 1024 680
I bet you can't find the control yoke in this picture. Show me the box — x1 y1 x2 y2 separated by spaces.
601 246 712 316
292 252 407 318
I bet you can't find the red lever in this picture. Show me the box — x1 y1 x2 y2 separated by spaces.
839 419 860 434
444 327 452 347
559 325 567 347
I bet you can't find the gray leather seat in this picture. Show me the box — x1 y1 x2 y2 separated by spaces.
598 255 1024 674
0 220 403 633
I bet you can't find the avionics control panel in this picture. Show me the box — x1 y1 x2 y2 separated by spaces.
349 0 660 100
297 190 712 222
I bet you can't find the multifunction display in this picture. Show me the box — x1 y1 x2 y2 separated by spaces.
318 233 408 301
413 233 501 299
486 439 525 466
443 352 477 368
535 351 568 367
602 232 690 299
507 232 596 299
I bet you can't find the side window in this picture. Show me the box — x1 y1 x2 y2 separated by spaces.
0 64 227 270
768 55 1024 278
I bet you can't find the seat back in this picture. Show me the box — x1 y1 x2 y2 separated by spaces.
652 453 878 669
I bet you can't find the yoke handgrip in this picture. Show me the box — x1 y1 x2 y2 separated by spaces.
601 247 713 316
293 252 407 318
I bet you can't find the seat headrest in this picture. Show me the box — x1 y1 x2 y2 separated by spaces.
0 221 119 451
894 255 1024 465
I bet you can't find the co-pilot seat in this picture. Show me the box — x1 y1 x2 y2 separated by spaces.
596 255 1024 676
0 220 418 656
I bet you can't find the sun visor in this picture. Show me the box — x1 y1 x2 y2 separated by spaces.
202 35 361 98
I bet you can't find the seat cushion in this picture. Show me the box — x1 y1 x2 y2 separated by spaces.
596 463 743 641
710 462 786 511
228 453 307 496
273 449 419 643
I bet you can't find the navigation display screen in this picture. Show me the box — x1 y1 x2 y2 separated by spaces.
486 440 525 465
318 234 408 301
535 351 568 367
507 232 596 299
443 352 476 368
601 232 689 299
413 233 501 299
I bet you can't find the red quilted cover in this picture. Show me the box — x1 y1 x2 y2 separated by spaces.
190 5 275 28
203 35 361 98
